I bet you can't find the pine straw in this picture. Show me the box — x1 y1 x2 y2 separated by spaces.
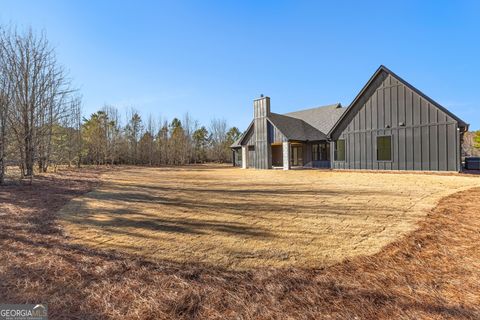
0 167 479 319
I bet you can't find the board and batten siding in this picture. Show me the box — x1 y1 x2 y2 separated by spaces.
331 73 461 171
253 97 272 169
243 125 255 146
267 120 286 144
248 97 288 169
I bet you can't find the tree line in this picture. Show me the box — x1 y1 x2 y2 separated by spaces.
81 108 240 167
0 26 240 184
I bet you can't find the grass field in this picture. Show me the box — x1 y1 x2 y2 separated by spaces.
59 165 480 269
2 166 480 319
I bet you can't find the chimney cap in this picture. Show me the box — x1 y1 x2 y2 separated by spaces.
254 95 270 101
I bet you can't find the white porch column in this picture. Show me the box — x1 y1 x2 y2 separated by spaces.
282 141 290 170
241 145 248 169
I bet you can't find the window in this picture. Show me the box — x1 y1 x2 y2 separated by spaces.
377 136 392 161
312 144 319 161
312 143 330 161
334 140 345 161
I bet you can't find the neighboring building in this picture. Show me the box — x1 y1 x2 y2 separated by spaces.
232 65 469 172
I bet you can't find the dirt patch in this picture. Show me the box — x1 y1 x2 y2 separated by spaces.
0 167 479 319
58 166 480 269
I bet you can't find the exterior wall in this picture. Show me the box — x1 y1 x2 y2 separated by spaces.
243 125 255 146
331 73 460 171
253 97 272 169
268 120 286 144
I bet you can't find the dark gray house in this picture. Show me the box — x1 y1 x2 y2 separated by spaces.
232 66 469 172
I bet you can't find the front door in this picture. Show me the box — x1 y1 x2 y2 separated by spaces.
291 145 303 166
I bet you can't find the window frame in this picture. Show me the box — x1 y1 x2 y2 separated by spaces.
334 139 346 162
312 143 319 161
376 135 392 162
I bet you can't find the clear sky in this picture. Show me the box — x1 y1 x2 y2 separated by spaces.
1 0 479 130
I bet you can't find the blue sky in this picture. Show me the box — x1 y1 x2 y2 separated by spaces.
1 0 479 130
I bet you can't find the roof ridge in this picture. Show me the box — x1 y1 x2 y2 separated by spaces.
327 65 468 138
284 103 342 115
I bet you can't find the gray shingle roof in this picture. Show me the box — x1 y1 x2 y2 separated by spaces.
231 121 253 148
268 113 327 141
285 103 345 135
231 134 243 148
231 103 346 147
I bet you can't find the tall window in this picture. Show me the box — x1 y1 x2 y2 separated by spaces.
312 143 330 161
312 144 319 161
377 136 392 161
334 140 345 161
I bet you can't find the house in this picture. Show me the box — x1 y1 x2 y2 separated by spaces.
231 65 469 172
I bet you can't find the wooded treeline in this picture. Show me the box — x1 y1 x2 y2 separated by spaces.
81 108 240 166
0 26 240 184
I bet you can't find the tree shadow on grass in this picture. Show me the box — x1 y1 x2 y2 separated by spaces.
81 186 403 218
1 169 479 319
64 206 273 239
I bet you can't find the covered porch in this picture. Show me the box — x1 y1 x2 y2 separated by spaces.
271 141 331 170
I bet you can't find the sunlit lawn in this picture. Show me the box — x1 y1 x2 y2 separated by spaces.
59 165 480 270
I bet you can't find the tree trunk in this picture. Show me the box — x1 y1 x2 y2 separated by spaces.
0 141 4 185
24 135 34 177
0 115 5 184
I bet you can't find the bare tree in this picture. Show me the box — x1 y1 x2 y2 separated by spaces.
209 118 228 162
49 96 83 169
71 96 83 168
0 28 71 178
0 80 8 184
156 118 169 165
102 105 121 165
145 114 156 165
0 30 13 184
182 113 197 164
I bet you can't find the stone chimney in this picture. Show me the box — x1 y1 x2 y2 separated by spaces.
253 95 271 169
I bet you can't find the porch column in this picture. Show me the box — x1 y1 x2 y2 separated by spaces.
241 145 248 169
282 141 290 170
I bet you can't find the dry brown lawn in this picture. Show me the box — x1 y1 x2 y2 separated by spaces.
58 165 480 269
2 166 480 319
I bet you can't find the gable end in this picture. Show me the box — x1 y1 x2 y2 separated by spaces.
329 65 468 139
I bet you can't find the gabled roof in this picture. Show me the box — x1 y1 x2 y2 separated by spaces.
268 113 327 141
231 120 253 147
230 135 243 148
285 103 345 134
328 65 469 138
231 104 345 147
233 65 467 148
